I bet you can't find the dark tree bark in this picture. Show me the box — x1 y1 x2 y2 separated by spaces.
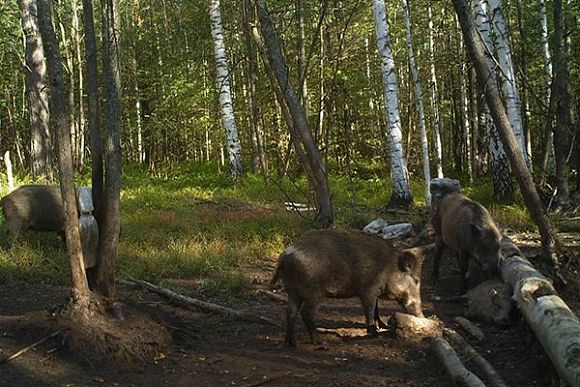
453 0 559 266
97 0 122 300
18 0 54 183
82 0 104 227
255 0 334 226
550 0 571 207
36 0 90 310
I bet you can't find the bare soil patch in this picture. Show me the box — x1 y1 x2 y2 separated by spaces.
1 230 578 386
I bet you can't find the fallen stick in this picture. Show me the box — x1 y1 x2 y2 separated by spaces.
0 330 61 364
255 289 288 303
454 317 485 342
431 337 486 387
444 328 509 387
127 278 282 328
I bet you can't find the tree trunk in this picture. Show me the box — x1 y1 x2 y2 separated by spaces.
18 0 54 183
82 0 104 230
539 0 555 186
98 0 122 301
37 0 90 310
454 0 558 264
372 0 413 208
428 5 444 179
402 0 431 206
255 0 335 226
209 0 243 180
550 0 571 207
473 0 514 202
488 0 527 166
295 0 309 115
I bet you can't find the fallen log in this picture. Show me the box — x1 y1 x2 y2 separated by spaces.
431 337 486 387
454 317 484 342
444 328 508 387
500 236 580 387
391 312 442 340
127 278 282 328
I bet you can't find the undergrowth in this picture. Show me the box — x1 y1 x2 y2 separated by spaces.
0 162 549 296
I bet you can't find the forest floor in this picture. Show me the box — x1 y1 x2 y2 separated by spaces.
0 211 579 386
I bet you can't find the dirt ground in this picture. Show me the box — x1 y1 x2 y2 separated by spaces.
1 231 578 387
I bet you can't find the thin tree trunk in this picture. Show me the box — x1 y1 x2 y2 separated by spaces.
402 0 430 206
82 0 104 228
428 5 444 178
539 0 555 185
209 0 243 180
18 0 53 182
295 0 309 114
454 0 559 267
457 17 473 184
72 0 85 168
255 0 334 226
550 0 571 207
37 0 90 310
98 0 122 301
372 0 413 208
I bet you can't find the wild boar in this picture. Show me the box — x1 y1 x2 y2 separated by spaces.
1 185 65 245
466 280 515 327
271 229 425 346
431 192 502 292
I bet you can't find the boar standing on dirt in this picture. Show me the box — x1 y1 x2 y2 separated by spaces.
1 185 65 246
271 229 425 346
431 192 502 292
466 280 515 327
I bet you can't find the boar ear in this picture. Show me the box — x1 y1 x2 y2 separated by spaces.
470 222 483 238
398 250 419 273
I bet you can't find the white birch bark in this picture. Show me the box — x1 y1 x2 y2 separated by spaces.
372 0 412 206
474 0 513 200
402 0 431 207
428 6 444 178
209 0 243 179
457 19 473 184
488 0 528 165
540 0 552 104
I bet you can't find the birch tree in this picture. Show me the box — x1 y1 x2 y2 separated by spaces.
488 0 528 165
372 0 412 208
18 0 54 182
474 0 514 202
209 0 243 179
402 0 430 206
539 0 555 185
428 5 443 179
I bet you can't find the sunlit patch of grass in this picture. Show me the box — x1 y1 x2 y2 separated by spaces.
0 242 69 285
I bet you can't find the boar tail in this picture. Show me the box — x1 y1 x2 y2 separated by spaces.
270 253 286 288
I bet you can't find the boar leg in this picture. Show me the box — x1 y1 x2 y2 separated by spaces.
430 237 445 286
285 293 303 347
361 296 379 335
374 300 388 329
300 299 322 345
458 252 469 293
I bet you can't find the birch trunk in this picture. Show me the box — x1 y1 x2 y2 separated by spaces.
488 0 527 166
209 0 243 179
474 0 514 202
457 18 473 184
18 0 53 182
428 6 444 179
372 0 412 208
402 0 430 206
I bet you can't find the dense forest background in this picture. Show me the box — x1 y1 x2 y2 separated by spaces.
0 0 578 206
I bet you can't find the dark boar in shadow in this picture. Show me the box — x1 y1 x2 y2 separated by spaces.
466 280 516 327
271 229 425 346
1 185 64 246
431 193 502 292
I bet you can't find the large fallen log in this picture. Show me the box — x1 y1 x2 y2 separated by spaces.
500 236 580 387
127 277 282 328
444 328 508 387
431 337 486 387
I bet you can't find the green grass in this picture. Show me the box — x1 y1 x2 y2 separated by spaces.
0 162 545 296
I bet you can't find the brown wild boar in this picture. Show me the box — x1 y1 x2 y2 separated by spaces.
466 280 515 327
1 185 65 245
431 192 502 292
271 229 425 346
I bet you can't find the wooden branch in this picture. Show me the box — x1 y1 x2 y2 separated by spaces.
0 330 61 364
454 317 484 342
127 278 282 328
444 328 509 387
431 337 486 387
499 236 580 386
